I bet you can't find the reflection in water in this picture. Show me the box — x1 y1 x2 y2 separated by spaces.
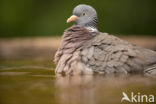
0 66 156 104
55 75 156 104
55 75 96 104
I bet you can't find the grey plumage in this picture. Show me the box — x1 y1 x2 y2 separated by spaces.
55 26 156 76
54 4 156 77
72 4 98 30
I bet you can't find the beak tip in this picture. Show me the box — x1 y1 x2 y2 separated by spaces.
66 15 77 23
66 20 69 23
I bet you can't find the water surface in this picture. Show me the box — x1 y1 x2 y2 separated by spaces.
0 59 156 104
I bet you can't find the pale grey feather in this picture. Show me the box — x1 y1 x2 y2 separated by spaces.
80 32 156 76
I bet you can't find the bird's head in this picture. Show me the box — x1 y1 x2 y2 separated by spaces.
67 4 98 30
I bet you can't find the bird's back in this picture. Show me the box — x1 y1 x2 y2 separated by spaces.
81 32 156 76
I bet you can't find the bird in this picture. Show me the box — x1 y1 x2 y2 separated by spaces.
54 4 156 77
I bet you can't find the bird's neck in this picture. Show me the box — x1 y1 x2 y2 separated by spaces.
74 24 99 35
60 26 95 54
85 26 99 36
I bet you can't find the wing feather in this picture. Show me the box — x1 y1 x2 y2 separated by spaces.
80 33 146 74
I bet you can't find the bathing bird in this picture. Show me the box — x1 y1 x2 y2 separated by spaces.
54 4 156 77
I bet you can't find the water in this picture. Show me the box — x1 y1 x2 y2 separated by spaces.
0 59 156 104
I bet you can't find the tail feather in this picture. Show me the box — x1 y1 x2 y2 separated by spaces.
144 64 156 78
139 48 156 77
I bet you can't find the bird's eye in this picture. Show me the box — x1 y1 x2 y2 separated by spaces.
82 13 86 16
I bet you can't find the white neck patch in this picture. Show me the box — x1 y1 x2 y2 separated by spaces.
86 27 98 35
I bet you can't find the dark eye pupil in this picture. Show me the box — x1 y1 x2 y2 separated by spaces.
83 13 85 16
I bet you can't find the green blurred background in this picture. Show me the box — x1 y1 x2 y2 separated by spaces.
0 0 156 37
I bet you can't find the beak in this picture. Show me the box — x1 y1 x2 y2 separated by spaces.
66 15 78 23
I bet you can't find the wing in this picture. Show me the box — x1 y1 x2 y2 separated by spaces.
140 48 156 77
80 33 146 75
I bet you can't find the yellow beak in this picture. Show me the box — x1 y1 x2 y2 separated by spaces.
66 15 78 23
